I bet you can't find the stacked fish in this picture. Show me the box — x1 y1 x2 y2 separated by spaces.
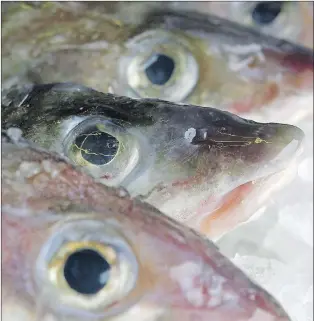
2 2 313 321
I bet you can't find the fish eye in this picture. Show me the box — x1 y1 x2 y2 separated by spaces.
223 2 302 43
251 2 283 25
63 248 112 295
119 29 199 102
35 219 138 316
144 53 175 86
72 126 119 166
50 241 118 298
62 116 149 186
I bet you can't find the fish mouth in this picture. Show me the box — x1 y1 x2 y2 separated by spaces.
191 109 304 173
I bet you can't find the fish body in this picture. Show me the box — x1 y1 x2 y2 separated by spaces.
2 129 292 321
2 2 313 114
2 83 305 238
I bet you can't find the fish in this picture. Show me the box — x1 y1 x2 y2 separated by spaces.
177 1 314 49
2 128 293 321
2 2 313 114
2 82 305 239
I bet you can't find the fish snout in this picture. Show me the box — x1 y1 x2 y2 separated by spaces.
263 122 305 145
192 109 304 153
191 109 304 180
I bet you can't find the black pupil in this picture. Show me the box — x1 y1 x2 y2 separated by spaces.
252 2 283 25
74 126 119 165
64 249 111 295
145 54 175 85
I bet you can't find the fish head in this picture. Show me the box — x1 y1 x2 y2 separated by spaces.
205 1 314 49
2 83 304 214
117 10 313 113
2 3 313 113
2 129 292 321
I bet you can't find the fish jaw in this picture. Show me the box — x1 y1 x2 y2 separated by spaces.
137 105 304 234
143 105 304 215
189 168 296 240
2 130 292 321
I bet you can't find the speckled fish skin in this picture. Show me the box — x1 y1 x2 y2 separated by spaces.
2 2 313 113
2 129 292 321
2 83 304 227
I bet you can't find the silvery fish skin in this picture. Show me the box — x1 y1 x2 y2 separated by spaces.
2 129 292 321
2 83 304 226
2 2 313 113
